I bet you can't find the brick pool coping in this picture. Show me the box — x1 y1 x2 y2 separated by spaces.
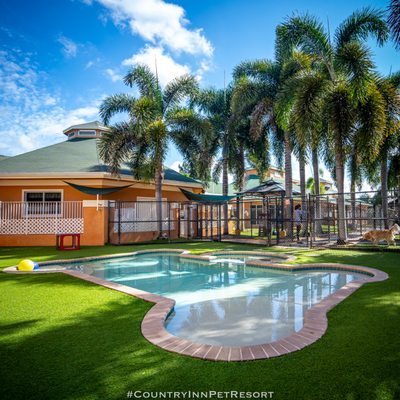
4 249 388 362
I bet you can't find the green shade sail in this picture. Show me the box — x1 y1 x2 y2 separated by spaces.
180 188 236 203
64 181 132 195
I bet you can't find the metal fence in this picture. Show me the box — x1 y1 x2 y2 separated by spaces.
223 190 399 246
107 190 400 247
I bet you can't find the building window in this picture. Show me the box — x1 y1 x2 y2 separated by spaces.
78 130 96 136
250 205 263 224
68 131 75 138
23 191 62 216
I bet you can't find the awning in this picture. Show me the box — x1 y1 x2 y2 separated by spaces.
64 181 133 195
180 188 236 203
238 179 301 196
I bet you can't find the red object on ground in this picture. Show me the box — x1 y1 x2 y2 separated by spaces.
56 233 81 250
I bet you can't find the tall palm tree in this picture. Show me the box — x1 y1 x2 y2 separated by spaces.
98 64 211 235
231 60 290 196
193 85 249 234
277 8 389 243
388 0 400 48
374 72 400 227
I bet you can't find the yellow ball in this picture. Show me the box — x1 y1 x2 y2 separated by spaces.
18 259 35 271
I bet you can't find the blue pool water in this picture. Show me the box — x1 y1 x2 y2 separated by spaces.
55 253 368 346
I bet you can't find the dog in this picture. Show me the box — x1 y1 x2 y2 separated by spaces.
363 223 400 246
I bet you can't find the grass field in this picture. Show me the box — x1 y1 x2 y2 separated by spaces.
1 242 400 400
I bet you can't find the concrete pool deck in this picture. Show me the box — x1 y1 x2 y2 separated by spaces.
4 249 388 362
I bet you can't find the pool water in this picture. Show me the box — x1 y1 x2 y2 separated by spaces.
56 253 367 346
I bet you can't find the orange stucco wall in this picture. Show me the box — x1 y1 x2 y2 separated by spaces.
0 177 202 246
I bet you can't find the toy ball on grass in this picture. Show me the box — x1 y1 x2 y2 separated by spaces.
17 259 35 271
33 262 39 270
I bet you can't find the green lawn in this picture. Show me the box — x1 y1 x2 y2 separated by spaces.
1 242 400 400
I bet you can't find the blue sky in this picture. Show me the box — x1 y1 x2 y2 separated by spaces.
0 0 398 186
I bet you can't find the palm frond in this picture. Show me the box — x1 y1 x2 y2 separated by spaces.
233 59 278 85
290 72 328 148
276 14 333 65
355 84 386 162
335 41 374 100
163 74 199 112
388 0 400 48
249 98 274 140
212 158 223 184
123 64 159 98
131 96 160 128
335 7 388 50
324 81 356 151
231 76 266 116
97 122 138 176
99 94 136 125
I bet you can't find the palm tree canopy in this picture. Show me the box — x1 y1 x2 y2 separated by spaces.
388 0 400 48
98 64 212 181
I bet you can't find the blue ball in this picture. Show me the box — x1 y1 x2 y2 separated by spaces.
33 262 39 270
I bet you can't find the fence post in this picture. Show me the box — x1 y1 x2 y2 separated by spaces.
117 201 121 245
327 196 331 244
308 194 313 248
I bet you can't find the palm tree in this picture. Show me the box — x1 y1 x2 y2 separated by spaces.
276 8 389 243
98 64 211 236
231 60 290 196
388 0 400 48
374 72 400 227
193 85 249 234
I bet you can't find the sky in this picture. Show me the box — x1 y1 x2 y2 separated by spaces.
0 0 398 188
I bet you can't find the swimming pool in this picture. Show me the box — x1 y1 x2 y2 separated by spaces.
51 252 369 347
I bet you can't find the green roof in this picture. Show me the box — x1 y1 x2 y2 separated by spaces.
63 120 110 133
0 138 200 185
206 175 303 195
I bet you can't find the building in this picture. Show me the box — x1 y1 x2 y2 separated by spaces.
0 121 203 246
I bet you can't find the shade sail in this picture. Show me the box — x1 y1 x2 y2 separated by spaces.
238 179 301 196
64 181 132 195
180 188 236 203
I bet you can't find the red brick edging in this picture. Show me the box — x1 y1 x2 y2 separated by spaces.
4 249 388 361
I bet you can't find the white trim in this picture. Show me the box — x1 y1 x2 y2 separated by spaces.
137 196 167 202
78 130 97 136
0 173 203 188
22 189 64 202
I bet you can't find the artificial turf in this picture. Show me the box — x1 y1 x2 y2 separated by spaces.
1 242 400 400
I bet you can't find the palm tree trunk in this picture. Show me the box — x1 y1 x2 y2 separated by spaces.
312 148 321 233
381 157 389 229
284 132 293 198
237 143 245 232
350 178 356 230
284 131 293 238
222 132 229 235
299 156 306 203
335 143 347 243
299 154 307 237
155 163 163 237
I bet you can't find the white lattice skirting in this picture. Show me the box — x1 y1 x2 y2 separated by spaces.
115 221 175 233
0 218 84 235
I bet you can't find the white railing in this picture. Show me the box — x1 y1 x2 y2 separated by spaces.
113 201 176 233
0 201 84 235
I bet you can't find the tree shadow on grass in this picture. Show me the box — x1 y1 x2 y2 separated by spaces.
0 294 180 400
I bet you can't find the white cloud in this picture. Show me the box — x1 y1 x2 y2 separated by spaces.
92 0 213 57
85 60 94 69
105 67 123 82
122 45 190 86
57 35 78 58
0 50 99 155
169 160 182 172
